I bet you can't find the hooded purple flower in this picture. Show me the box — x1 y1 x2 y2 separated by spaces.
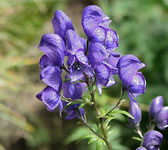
136 147 147 150
63 101 85 120
142 130 163 150
95 63 116 95
154 106 168 130
65 29 94 82
82 5 119 52
62 81 87 100
52 10 74 41
88 42 108 68
149 96 163 119
40 66 62 92
36 86 63 113
38 33 65 69
128 100 141 127
117 55 146 100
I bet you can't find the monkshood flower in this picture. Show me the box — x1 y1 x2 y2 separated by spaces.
117 55 146 101
63 101 85 120
38 33 65 69
82 5 119 52
149 96 163 119
36 86 63 113
63 81 86 100
65 29 94 82
154 106 168 130
128 100 141 127
142 130 163 150
95 63 116 95
52 10 74 41
136 147 147 150
40 66 62 93
88 42 118 95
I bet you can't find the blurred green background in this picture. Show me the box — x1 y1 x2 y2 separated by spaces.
0 0 168 149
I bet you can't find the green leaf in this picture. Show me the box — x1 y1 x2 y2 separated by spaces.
111 109 134 119
64 127 90 144
63 99 86 111
132 137 142 142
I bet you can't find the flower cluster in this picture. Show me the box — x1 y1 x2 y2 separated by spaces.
35 4 168 150
36 5 146 119
128 95 168 150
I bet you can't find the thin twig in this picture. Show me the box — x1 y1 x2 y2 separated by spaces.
78 113 105 141
105 87 125 117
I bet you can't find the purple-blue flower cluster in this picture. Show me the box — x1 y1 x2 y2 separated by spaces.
129 95 168 149
36 5 146 120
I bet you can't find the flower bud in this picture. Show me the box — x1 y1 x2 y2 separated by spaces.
142 130 163 150
128 100 141 127
149 96 163 119
154 106 168 130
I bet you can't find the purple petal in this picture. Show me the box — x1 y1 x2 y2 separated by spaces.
40 66 62 92
149 96 163 119
154 106 168 130
76 49 88 66
95 63 111 95
65 30 84 55
82 5 111 39
37 86 61 111
105 76 116 87
62 81 83 100
38 33 65 67
128 100 141 126
80 37 87 52
89 26 106 43
40 55 56 69
96 79 103 95
69 70 84 82
106 52 120 68
127 72 146 97
88 42 108 67
105 29 119 52
67 55 76 67
142 130 163 149
117 55 145 89
52 10 74 41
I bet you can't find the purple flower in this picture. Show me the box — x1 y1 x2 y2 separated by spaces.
149 96 163 119
82 5 119 51
82 5 111 38
88 42 108 68
95 63 116 95
40 66 62 92
65 30 94 82
136 147 147 150
38 33 65 68
117 55 146 100
63 102 84 120
128 100 141 127
63 81 86 100
36 86 63 113
142 130 163 150
154 106 168 130
52 10 74 41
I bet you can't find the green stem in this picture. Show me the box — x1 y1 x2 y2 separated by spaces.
90 88 112 150
83 71 112 150
105 87 125 117
79 113 105 141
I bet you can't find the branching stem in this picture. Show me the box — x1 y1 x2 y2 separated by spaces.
105 87 125 117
